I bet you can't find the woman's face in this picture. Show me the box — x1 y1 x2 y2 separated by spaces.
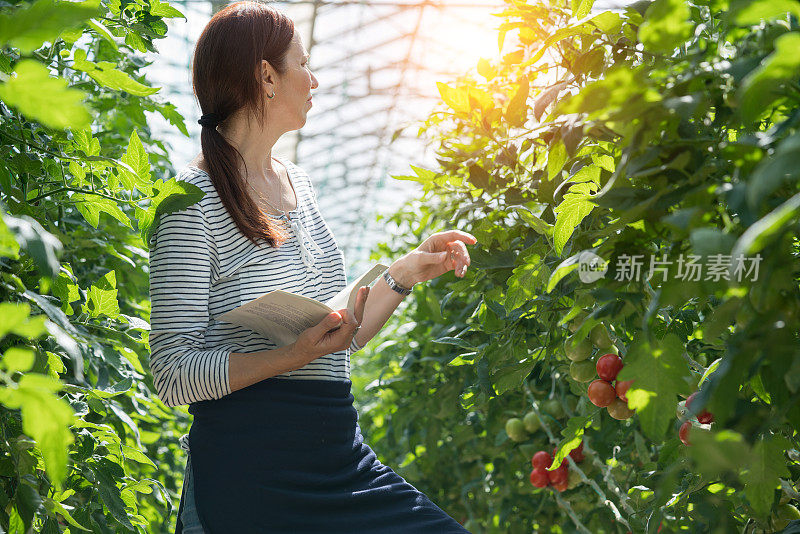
264 31 318 130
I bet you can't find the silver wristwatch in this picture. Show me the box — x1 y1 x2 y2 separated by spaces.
382 269 413 296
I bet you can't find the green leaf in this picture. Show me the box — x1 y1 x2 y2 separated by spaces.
477 57 496 80
547 140 567 182
572 0 595 19
590 11 622 35
91 459 134 530
0 0 101 53
45 351 66 379
72 48 159 97
699 358 722 387
732 191 800 258
8 505 24 534
521 23 591 70
553 184 597 255
42 497 92 531
86 18 118 51
148 0 186 19
491 359 535 395
504 75 529 127
0 302 32 339
742 434 791 519
746 132 800 209
0 213 21 259
125 30 149 53
154 101 189 136
732 0 800 25
547 253 580 293
0 162 14 197
0 374 75 489
138 177 206 245
52 269 81 315
1 214 63 277
437 81 470 113
689 429 751 478
505 251 549 311
638 0 693 54
85 270 120 319
90 378 133 400
515 207 554 237
71 192 132 229
559 66 656 120
431 336 476 350
0 60 91 130
120 444 156 468
738 33 800 124
550 415 592 469
617 333 692 441
2 347 35 373
390 164 437 184
118 129 152 193
467 163 491 191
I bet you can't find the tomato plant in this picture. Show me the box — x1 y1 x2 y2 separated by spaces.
0 0 201 532
352 0 800 531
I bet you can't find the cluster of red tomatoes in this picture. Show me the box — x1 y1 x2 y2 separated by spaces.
585 353 635 420
528 441 585 492
678 391 715 446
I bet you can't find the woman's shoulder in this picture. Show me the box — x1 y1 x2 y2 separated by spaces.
172 164 217 194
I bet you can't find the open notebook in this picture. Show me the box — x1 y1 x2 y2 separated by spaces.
219 263 390 347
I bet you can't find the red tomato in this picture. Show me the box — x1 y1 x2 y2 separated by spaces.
568 441 584 463
596 353 624 381
588 379 616 407
547 464 568 485
615 379 633 402
530 468 549 488
686 391 714 424
679 420 692 446
697 411 714 424
531 451 551 470
569 449 585 463
553 479 569 492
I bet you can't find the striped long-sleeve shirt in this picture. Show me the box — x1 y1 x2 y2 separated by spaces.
147 157 362 450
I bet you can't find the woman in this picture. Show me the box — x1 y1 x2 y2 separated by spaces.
148 2 477 532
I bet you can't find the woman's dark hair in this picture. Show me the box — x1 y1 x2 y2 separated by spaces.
192 1 294 248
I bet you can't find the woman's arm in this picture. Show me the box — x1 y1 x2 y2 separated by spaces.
351 230 476 351
351 261 414 350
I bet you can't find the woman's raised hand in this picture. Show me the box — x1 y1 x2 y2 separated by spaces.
391 230 478 287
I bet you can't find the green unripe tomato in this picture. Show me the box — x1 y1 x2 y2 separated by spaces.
542 399 565 419
570 359 596 382
567 311 588 333
567 469 582 489
566 395 578 413
522 411 541 433
589 324 614 348
565 336 593 361
771 504 800 530
505 418 527 442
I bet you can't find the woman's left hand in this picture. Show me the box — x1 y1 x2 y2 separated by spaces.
392 230 478 287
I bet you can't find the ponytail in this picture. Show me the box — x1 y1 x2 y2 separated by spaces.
192 1 295 248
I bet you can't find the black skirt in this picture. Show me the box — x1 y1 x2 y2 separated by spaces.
174 377 470 533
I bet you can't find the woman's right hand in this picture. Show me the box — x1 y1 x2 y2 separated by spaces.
293 286 369 365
